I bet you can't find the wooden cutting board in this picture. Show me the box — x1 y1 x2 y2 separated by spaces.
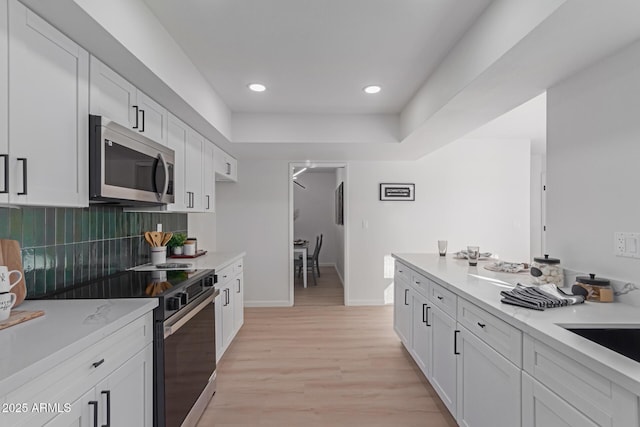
0 310 44 330
0 239 27 307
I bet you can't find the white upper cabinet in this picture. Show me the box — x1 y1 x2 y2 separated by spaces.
7 0 88 207
185 129 204 212
203 141 215 212
0 0 8 205
90 56 168 146
166 113 188 212
213 145 238 182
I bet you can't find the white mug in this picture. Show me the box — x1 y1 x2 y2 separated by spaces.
0 266 22 293
0 292 17 322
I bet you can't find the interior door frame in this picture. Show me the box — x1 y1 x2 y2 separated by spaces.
288 161 349 306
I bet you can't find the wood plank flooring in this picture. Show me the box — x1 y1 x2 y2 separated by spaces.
294 266 344 306
197 267 457 427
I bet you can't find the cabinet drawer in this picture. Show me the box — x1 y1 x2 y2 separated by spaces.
217 265 234 284
429 281 457 318
411 272 430 296
233 258 244 275
5 312 152 426
457 298 522 366
523 335 638 427
395 262 411 284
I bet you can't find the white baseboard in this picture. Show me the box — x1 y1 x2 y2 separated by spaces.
244 300 293 307
335 266 344 286
346 299 385 306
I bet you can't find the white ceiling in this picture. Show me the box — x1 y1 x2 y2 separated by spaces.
144 0 491 114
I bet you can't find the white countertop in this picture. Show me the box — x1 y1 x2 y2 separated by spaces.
0 298 157 396
129 251 245 272
393 253 640 395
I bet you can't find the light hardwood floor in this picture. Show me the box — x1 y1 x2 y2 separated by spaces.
197 267 457 427
294 265 344 306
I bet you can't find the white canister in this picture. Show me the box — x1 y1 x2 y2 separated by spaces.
183 241 196 256
151 246 167 265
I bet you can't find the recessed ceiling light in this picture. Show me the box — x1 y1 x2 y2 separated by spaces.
363 85 381 94
248 83 266 92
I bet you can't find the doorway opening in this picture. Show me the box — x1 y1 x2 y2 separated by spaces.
288 162 348 306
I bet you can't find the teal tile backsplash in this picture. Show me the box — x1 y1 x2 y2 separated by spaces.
0 206 187 297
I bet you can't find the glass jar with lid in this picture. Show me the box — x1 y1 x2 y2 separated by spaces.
572 274 613 302
530 254 563 286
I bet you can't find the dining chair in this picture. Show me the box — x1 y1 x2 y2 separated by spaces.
296 234 322 286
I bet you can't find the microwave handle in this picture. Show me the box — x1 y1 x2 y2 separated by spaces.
156 153 169 201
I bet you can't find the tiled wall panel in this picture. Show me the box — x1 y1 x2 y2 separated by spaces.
0 207 187 297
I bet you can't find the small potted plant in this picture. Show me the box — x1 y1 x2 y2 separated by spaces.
167 232 187 255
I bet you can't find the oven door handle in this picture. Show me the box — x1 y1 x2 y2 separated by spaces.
164 293 215 339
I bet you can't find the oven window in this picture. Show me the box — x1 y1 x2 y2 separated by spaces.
164 303 216 427
105 141 158 192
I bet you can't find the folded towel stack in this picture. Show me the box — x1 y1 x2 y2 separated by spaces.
500 283 585 310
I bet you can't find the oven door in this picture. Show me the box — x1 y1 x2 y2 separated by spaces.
163 290 217 427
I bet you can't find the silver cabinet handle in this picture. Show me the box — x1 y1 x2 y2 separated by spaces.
226 162 231 175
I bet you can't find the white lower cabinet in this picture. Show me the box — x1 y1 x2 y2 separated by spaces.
393 274 412 347
5 312 153 427
410 289 431 378
216 258 245 362
456 326 521 427
430 303 457 416
522 372 598 427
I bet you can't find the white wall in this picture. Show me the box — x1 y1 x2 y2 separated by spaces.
547 38 640 306
293 172 338 267
217 139 530 306
348 138 530 305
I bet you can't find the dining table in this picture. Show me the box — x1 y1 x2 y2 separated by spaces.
293 241 309 288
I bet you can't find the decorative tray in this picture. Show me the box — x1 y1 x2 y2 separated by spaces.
169 250 208 259
484 261 529 274
0 310 45 331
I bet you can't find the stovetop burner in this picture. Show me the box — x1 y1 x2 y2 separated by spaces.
29 268 216 321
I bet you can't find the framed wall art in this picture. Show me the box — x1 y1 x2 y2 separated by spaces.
379 183 415 201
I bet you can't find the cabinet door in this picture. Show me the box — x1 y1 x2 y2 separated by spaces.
95 344 153 427
430 304 457 417
43 388 95 427
393 277 411 347
213 145 237 182
0 0 7 205
522 373 598 427
89 55 136 128
411 290 431 379
456 326 521 427
222 284 235 351
233 274 244 332
185 130 204 211
8 0 88 207
202 142 215 212
166 114 188 211
137 91 168 146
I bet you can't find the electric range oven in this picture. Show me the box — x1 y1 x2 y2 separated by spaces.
30 268 218 427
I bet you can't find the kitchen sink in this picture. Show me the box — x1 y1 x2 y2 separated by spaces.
563 328 640 363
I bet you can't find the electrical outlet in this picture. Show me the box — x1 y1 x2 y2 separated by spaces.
615 232 626 255
615 232 640 258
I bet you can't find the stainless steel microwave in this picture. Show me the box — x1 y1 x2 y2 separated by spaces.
89 115 175 206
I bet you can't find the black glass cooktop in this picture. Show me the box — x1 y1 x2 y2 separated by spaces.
29 269 210 300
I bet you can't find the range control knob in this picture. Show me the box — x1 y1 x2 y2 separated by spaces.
166 296 180 311
177 292 188 305
204 276 214 287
